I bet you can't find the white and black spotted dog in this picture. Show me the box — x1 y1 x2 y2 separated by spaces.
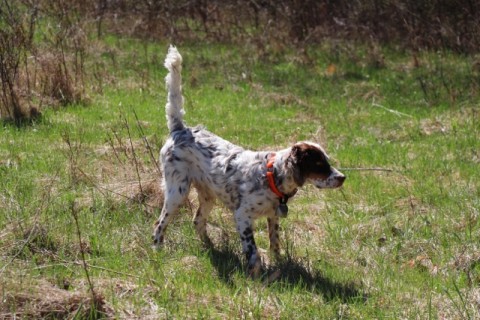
153 46 345 276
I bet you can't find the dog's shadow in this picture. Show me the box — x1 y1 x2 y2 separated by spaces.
207 245 367 303
206 245 244 285
269 256 367 303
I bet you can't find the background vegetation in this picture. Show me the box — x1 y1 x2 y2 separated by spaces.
1 0 479 318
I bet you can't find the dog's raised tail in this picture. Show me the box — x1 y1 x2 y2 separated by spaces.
164 45 185 133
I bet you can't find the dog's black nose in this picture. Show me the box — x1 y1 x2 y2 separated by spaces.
336 175 346 184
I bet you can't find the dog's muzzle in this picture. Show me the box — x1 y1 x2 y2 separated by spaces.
312 167 346 189
328 168 346 188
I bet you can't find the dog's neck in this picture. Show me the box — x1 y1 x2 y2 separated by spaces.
270 150 299 198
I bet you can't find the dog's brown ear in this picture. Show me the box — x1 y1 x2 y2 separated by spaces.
288 143 307 186
288 142 332 187
289 144 298 163
289 143 305 163
287 143 298 165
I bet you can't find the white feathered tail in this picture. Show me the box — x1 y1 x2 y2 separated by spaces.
164 46 185 133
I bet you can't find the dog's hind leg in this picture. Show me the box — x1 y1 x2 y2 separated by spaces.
153 179 190 248
193 187 215 246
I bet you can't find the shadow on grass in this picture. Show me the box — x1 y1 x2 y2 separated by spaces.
269 256 367 303
1 112 43 128
208 245 367 303
207 245 244 286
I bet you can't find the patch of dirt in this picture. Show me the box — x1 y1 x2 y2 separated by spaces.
419 117 450 136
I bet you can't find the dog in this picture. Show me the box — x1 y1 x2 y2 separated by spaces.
153 46 345 276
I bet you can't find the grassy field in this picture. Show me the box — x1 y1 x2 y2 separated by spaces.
1 39 479 319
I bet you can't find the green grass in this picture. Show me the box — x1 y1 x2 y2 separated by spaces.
1 38 479 318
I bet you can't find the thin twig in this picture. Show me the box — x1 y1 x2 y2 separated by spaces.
70 201 96 301
0 170 59 276
112 130 127 158
132 108 161 175
339 167 401 173
371 101 413 118
122 114 144 196
106 132 124 165
74 165 159 210
70 260 159 285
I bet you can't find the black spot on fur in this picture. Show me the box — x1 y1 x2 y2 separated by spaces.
201 148 213 158
243 227 253 236
275 176 284 186
225 151 242 173
233 194 242 210
247 243 256 256
172 129 195 145
248 181 262 194
171 169 179 179
207 145 218 153
246 251 252 261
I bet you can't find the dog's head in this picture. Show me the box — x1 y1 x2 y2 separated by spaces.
288 142 345 189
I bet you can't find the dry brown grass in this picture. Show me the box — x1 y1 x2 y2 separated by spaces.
0 273 170 319
0 277 113 319
36 51 84 107
0 1 91 123
59 128 166 215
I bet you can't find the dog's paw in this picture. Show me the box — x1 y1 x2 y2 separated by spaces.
152 234 164 250
247 257 263 279
201 236 214 249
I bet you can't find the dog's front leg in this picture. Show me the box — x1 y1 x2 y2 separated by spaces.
235 209 261 278
267 216 281 260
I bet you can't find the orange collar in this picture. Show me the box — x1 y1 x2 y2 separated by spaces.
266 154 287 201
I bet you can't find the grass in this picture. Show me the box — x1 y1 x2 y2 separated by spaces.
1 38 479 318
